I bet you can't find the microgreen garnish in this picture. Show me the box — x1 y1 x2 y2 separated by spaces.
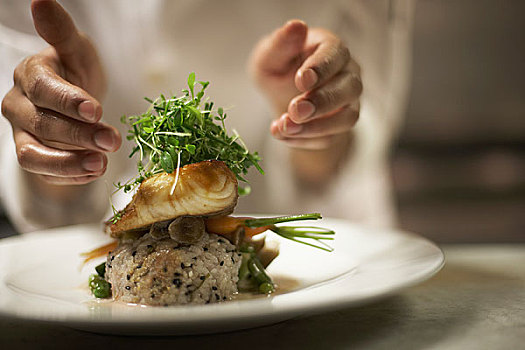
247 214 335 252
111 73 264 222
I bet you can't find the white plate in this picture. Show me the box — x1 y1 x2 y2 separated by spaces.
0 218 444 335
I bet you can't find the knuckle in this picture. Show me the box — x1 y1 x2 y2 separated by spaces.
317 51 336 77
340 45 351 63
344 108 359 128
1 93 11 118
315 88 338 109
69 123 84 145
13 62 25 85
352 76 363 96
57 87 70 113
26 72 46 103
32 110 50 137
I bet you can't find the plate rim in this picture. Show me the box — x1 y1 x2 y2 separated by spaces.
0 219 445 332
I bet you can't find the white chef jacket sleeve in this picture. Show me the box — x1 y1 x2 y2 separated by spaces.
0 22 108 233
261 0 416 228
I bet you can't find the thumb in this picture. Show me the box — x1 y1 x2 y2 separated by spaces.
31 0 84 59
254 20 308 75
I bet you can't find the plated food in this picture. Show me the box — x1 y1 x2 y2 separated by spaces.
83 74 334 306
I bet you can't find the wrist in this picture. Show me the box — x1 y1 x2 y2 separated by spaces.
289 132 353 187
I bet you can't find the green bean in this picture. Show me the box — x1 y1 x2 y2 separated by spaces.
89 274 111 298
247 257 275 293
259 282 274 294
239 243 256 255
238 252 252 280
95 262 106 278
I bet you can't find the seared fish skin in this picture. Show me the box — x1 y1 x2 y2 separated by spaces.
108 160 238 237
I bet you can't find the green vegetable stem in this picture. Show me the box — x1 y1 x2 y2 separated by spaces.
89 274 111 298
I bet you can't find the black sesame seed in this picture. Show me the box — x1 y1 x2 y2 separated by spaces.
223 296 226 300
192 257 197 260
218 239 225 243
187 284 193 288
181 262 185 268
151 293 155 298
125 286 131 290
215 293 220 300
163 267 168 273
126 274 130 280
231 257 235 263
212 286 218 291
110 255 115 261
173 278 182 288
137 264 142 269
203 247 208 251
238 253 242 256
206 300 210 304
174 272 181 277
220 261 224 266
147 244 153 249
108 264 112 269
200 276 205 281
132 251 137 257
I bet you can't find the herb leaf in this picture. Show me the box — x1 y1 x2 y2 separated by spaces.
113 72 264 203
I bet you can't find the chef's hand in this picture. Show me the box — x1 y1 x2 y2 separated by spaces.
1 0 120 187
250 20 361 152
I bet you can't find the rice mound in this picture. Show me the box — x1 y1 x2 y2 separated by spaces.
105 232 242 306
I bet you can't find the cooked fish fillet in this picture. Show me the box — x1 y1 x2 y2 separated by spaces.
107 160 238 237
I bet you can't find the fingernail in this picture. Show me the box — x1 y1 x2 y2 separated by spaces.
284 118 302 135
296 100 315 120
301 69 318 90
82 153 103 172
94 129 116 151
78 101 96 122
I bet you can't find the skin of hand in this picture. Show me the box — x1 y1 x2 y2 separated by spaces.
250 20 362 186
1 0 121 200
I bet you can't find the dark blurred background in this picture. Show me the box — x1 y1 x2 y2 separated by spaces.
392 0 525 243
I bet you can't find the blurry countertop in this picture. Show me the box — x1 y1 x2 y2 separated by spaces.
0 242 524 350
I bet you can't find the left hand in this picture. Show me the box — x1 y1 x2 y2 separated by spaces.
250 20 362 150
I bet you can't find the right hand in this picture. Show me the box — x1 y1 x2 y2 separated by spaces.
1 0 121 185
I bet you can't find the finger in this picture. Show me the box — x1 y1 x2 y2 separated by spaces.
37 174 101 185
295 30 352 92
274 108 358 139
3 88 119 151
288 70 362 123
31 0 84 59
253 20 308 76
271 130 336 151
13 127 108 177
14 55 102 123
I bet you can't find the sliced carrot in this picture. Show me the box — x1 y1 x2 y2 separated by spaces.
243 225 272 237
80 240 118 265
205 216 252 235
205 216 272 237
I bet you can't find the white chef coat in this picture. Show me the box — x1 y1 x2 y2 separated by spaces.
0 0 415 233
